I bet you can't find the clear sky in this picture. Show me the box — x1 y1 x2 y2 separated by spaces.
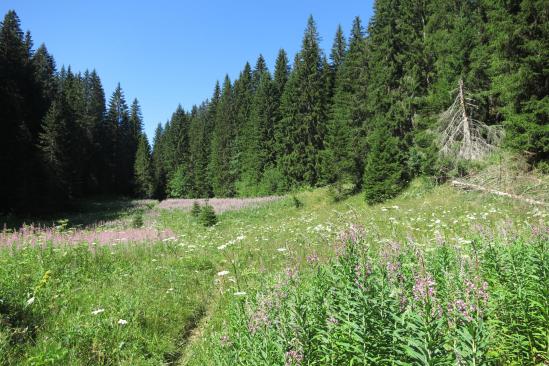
1 0 374 140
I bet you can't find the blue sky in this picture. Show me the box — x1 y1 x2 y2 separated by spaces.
1 1 374 140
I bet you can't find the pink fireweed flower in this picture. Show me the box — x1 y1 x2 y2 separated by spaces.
285 350 303 366
306 252 319 264
413 274 437 303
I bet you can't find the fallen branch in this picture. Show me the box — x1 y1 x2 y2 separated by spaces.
451 180 548 206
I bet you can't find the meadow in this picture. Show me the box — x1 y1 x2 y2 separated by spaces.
1 180 547 365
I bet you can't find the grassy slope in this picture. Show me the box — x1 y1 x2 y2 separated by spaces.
0 180 546 365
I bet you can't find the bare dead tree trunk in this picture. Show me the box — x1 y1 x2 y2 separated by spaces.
451 180 548 206
438 79 503 160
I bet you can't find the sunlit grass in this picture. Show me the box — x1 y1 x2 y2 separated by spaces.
1 180 546 365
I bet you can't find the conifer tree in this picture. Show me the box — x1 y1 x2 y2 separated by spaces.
485 0 549 163
134 134 154 198
209 76 237 196
164 105 191 196
0 10 39 212
322 17 367 188
330 25 347 72
39 98 73 203
232 63 254 183
277 16 327 187
152 123 167 198
239 56 277 194
106 84 131 194
362 0 426 201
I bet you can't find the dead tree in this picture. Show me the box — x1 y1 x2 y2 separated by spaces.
438 79 503 160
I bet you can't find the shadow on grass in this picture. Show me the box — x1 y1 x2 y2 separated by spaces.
1 197 146 231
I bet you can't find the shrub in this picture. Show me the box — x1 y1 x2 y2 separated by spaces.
191 201 201 217
198 204 217 227
292 195 303 209
131 212 144 228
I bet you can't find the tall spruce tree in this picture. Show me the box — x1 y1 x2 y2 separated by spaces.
322 17 367 188
485 0 549 163
209 76 237 196
134 134 154 198
239 56 278 194
106 84 132 194
362 0 426 202
277 16 327 188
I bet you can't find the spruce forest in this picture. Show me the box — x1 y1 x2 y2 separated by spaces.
2 1 547 213
1 1 548 365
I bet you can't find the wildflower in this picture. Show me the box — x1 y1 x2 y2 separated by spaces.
217 244 227 250
26 297 35 306
285 267 298 280
285 350 303 366
217 270 229 276
234 291 247 296
413 274 437 303
277 247 287 252
166 288 174 293
91 308 105 315
117 319 128 325
306 252 319 264
220 334 231 347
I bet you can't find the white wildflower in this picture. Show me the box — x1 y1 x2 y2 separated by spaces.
91 308 105 315
26 297 35 306
117 319 128 325
233 291 247 296
217 270 230 276
277 248 287 252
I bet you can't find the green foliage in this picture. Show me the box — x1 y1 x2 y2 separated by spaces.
199 204 218 227
363 125 408 204
167 164 192 198
131 211 144 228
203 227 548 365
276 16 329 188
134 134 154 198
292 195 303 209
191 201 201 217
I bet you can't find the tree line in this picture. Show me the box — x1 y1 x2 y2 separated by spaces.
0 10 146 213
1 0 547 214
151 0 547 203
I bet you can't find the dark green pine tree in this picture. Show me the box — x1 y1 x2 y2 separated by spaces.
83 69 106 194
134 134 154 198
164 105 191 197
276 16 327 188
232 62 254 183
209 75 237 196
269 48 290 172
31 43 57 116
362 0 428 203
39 97 73 204
189 82 220 198
129 99 144 144
363 125 407 204
151 123 167 198
273 48 290 101
238 56 277 195
106 84 132 194
322 17 367 188
330 25 347 72
486 0 548 163
0 10 40 212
